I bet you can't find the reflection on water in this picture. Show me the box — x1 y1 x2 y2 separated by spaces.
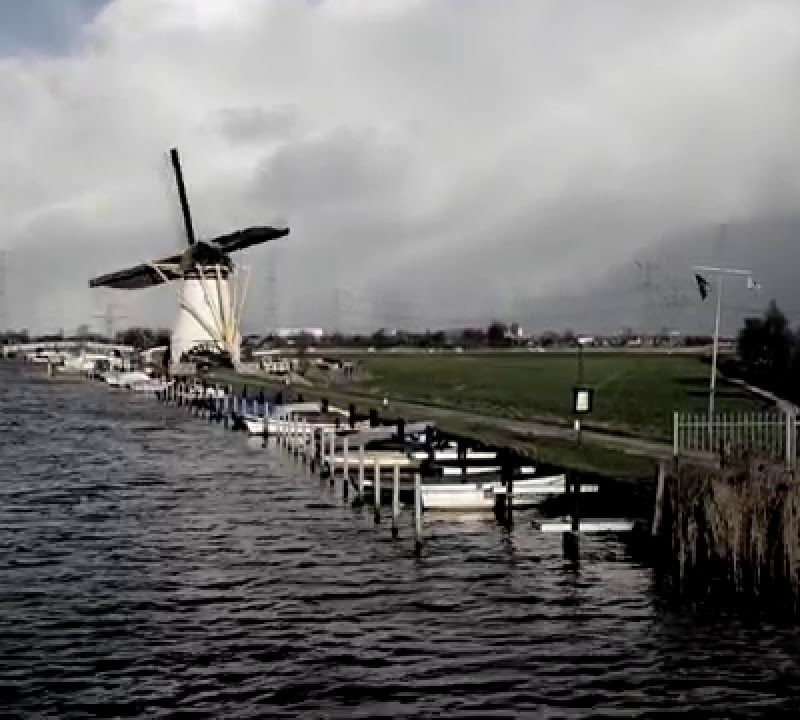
2 362 799 718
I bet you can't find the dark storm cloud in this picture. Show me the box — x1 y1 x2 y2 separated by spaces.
2 0 800 334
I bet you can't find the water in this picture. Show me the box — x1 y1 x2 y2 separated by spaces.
2 362 800 718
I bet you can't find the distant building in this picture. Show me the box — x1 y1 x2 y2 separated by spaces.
276 327 325 340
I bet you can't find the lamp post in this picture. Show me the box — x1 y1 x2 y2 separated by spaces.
573 336 594 446
692 265 756 424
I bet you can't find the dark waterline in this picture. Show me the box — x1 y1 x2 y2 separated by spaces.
2 362 799 718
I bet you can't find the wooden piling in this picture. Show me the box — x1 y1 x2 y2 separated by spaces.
414 472 423 554
562 473 580 561
342 436 350 486
357 443 365 500
374 458 382 523
652 461 666 537
329 430 336 487
392 464 400 538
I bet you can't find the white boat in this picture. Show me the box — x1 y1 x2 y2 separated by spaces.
410 448 498 461
104 370 151 388
421 473 568 511
330 449 416 473
131 378 173 394
241 402 321 435
440 465 501 476
243 402 374 436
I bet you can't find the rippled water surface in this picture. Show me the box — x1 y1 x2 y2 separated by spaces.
2 362 800 718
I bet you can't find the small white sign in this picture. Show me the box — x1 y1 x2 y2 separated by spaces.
575 389 591 413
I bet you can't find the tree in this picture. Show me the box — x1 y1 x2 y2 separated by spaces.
487 321 508 347
737 300 793 380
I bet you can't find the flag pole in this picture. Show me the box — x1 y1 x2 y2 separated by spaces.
709 273 723 425
692 262 756 451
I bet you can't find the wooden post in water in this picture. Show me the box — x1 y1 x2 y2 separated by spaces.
563 473 580 562
374 458 382 523
342 436 350 494
652 461 666 537
309 426 317 472
355 442 365 506
330 430 336 487
342 436 350 499
502 450 513 527
392 464 400 538
414 472 423 555
318 428 327 474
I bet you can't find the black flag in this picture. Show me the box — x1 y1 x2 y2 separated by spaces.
694 273 709 300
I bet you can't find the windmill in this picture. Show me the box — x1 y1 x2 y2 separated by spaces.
89 148 289 369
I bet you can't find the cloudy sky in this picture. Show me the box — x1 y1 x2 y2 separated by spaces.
2 0 799 336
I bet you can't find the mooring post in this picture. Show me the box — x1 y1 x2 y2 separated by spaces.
392 464 400 538
330 430 337 487
342 435 350 485
672 410 680 457
501 450 514 527
652 461 666 537
563 473 580 561
318 429 325 472
309 426 317 471
342 438 350 500
358 443 365 500
414 472 423 555
374 458 382 523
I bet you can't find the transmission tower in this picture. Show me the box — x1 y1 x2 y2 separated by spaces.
264 246 281 335
634 259 659 335
93 302 127 341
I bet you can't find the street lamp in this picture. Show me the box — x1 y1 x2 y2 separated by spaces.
573 336 595 445
692 265 758 422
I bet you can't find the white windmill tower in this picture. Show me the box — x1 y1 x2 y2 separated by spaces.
89 148 289 370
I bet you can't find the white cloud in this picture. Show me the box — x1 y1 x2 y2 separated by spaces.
2 0 800 333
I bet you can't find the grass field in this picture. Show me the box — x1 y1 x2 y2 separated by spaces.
349 352 767 441
211 350 768 479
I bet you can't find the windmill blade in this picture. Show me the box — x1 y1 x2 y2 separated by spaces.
89 252 184 289
170 147 196 246
211 225 289 253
